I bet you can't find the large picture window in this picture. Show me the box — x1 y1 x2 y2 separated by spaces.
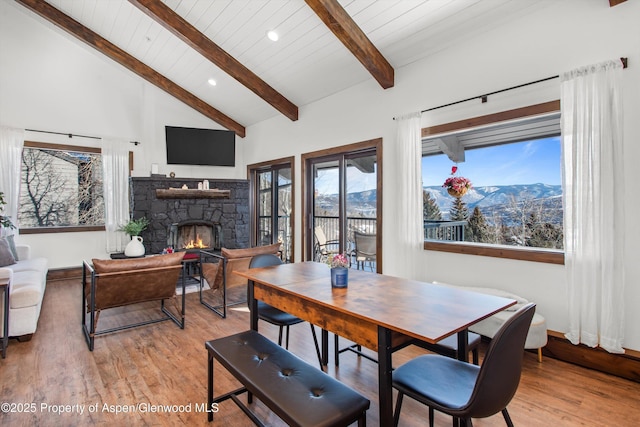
19 142 104 232
421 102 564 264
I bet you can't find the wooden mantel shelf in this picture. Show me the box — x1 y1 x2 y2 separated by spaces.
155 188 230 199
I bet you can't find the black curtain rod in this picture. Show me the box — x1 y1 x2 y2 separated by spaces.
25 128 141 145
26 128 101 140
418 57 628 115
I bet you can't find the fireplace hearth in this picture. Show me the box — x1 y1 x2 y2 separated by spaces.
168 220 222 252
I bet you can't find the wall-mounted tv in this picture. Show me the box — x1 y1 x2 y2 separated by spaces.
165 126 235 167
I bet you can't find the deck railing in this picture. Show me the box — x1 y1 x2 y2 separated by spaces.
424 220 467 241
313 217 468 244
310 217 466 266
314 216 376 243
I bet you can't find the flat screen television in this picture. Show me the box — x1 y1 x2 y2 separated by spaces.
165 126 235 166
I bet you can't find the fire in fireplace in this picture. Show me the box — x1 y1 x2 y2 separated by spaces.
168 220 222 251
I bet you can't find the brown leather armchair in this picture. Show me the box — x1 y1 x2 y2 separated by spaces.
199 243 281 318
82 252 185 351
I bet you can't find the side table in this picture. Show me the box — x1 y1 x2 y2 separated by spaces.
0 277 9 358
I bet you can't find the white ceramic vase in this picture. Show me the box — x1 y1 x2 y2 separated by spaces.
124 236 145 257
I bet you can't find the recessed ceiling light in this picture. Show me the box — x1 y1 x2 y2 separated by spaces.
207 78 217 86
267 30 279 42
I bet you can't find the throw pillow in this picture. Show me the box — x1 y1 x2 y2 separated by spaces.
0 238 17 267
4 235 18 260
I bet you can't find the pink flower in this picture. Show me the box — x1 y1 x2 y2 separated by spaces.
328 253 350 268
443 176 472 192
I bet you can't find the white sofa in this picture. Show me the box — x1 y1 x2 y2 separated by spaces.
433 282 548 362
0 244 48 339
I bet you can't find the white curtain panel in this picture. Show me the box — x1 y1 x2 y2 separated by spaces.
101 138 131 253
561 59 625 353
395 112 423 279
0 126 24 236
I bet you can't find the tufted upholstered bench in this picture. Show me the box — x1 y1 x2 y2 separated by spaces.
206 330 370 426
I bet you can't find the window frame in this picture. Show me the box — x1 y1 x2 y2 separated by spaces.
19 141 132 234
421 101 564 265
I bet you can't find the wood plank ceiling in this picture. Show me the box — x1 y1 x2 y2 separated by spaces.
14 0 557 137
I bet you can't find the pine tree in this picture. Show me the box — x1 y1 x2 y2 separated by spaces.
467 206 489 243
526 212 563 249
449 197 469 221
447 197 469 241
423 190 442 221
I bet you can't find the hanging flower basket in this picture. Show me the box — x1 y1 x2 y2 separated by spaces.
447 187 469 198
443 166 472 199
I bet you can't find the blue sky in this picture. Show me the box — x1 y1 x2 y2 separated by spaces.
314 136 561 194
422 136 561 187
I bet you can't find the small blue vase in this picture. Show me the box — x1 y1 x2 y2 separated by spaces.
331 267 348 288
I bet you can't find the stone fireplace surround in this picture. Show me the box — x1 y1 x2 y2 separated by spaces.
131 177 249 255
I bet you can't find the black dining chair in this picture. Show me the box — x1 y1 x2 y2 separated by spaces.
248 254 323 370
392 303 536 427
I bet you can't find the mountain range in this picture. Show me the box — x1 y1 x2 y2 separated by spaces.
316 183 563 225
425 183 563 223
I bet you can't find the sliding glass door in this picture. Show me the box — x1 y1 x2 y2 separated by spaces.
303 140 381 272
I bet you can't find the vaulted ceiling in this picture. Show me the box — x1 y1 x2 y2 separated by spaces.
14 1 621 137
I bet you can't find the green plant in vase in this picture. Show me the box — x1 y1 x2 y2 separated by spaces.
118 217 150 257
118 217 150 237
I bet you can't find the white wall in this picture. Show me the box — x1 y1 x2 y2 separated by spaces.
242 1 640 351
1 1 639 351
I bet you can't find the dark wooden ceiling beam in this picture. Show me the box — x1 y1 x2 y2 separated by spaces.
130 0 298 121
16 0 246 137
609 0 627 6
305 0 394 89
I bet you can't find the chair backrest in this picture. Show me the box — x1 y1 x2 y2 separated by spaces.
202 243 281 290
354 231 376 258
249 253 284 269
88 252 185 310
314 226 328 246
466 303 536 418
247 254 284 309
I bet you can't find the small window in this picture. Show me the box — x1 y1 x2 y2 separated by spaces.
422 113 563 252
19 143 104 230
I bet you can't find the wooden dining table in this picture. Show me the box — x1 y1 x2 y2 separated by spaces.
236 261 516 425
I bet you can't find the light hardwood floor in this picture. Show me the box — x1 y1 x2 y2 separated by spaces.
1 279 639 427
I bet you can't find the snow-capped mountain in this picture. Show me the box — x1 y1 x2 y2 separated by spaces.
425 183 562 211
316 183 562 224
424 183 563 223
